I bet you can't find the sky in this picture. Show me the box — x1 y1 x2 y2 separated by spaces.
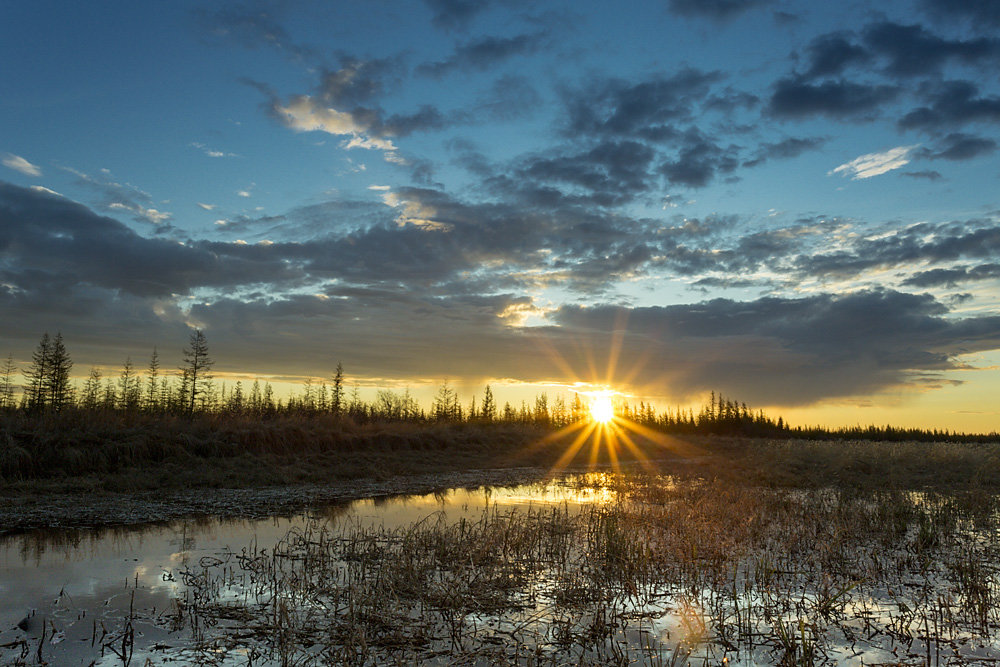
2 0 1000 429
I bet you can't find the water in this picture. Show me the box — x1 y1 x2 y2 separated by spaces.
0 476 616 666
3 476 1000 666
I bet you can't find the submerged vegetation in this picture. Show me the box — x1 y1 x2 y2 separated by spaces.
9 474 1000 665
173 478 1000 665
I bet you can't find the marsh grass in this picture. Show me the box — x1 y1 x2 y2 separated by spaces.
145 474 1000 665
5 406 1000 496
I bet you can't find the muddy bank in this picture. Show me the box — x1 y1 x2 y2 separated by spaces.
0 467 564 534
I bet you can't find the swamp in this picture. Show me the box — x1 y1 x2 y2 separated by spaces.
4 438 1000 666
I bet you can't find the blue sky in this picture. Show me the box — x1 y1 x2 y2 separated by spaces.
3 0 1000 427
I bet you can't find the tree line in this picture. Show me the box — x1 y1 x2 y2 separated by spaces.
1 331 995 442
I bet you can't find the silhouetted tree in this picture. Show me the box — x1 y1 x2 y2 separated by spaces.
118 357 141 411
331 363 344 417
180 329 213 414
23 333 51 411
0 354 16 409
145 348 160 411
480 384 496 421
81 368 102 410
46 333 73 411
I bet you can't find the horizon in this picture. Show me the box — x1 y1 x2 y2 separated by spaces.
3 1 1000 431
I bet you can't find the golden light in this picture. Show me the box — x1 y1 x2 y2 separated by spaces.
590 393 614 423
512 311 706 477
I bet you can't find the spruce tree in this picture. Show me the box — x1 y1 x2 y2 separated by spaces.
145 348 160 412
0 354 16 410
180 329 213 414
481 384 496 421
23 332 51 411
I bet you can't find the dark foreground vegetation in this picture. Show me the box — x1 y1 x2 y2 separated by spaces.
3 329 998 495
4 406 1000 497
9 472 1000 665
168 478 1000 665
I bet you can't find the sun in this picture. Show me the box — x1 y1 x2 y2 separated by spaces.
590 393 615 423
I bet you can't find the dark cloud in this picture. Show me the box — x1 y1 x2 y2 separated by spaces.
417 32 547 77
900 80 1000 131
773 11 801 26
564 68 723 140
5 181 1000 406
552 289 1000 404
317 57 403 107
790 220 1000 280
743 136 826 167
862 21 1000 78
659 132 740 188
476 75 543 120
0 182 298 298
423 0 490 30
903 263 1000 288
516 140 656 206
921 0 1000 27
900 170 944 181
920 132 997 160
195 5 318 63
668 0 773 21
803 33 871 79
768 77 898 119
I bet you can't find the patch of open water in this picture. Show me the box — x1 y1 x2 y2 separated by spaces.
0 474 618 665
3 475 1000 665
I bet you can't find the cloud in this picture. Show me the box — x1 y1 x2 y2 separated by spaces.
190 142 237 158
920 132 996 160
802 33 871 79
423 0 490 30
2 153 42 177
5 180 1000 406
667 0 773 21
743 136 826 167
62 166 175 228
659 132 740 188
830 145 918 179
418 32 547 77
0 181 299 298
921 0 1000 28
900 80 1000 131
195 5 317 63
551 289 1000 404
475 75 543 121
514 140 656 206
273 95 398 150
197 202 217 210
564 68 724 140
768 78 898 119
108 202 172 225
862 21 1000 78
261 58 451 152
903 263 1000 288
900 170 943 181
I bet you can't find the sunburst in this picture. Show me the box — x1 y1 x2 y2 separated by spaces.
515 310 704 477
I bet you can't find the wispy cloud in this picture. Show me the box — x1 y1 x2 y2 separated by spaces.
2 153 42 177
830 145 918 179
190 142 238 158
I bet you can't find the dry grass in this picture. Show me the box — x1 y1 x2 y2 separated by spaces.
159 474 1000 665
3 409 1000 496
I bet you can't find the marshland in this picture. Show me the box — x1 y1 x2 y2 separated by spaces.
5 438 1000 665
5 333 1000 664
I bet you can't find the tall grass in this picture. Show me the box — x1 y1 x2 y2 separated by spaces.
159 475 1000 665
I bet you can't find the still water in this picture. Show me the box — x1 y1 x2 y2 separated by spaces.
0 476 615 665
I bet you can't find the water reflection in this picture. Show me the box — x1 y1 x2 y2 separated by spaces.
0 475 613 665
